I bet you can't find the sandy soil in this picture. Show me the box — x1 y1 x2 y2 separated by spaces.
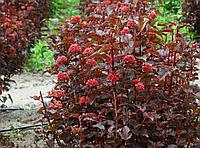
2 72 55 107
0 72 56 147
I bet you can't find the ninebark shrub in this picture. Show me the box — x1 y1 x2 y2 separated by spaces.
0 0 50 98
38 0 200 147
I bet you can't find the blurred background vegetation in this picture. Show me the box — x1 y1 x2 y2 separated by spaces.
24 0 80 72
24 0 200 72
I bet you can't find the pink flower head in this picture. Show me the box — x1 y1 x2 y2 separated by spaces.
86 58 97 67
192 44 197 50
68 44 81 53
121 6 129 13
102 0 111 5
135 82 145 90
16 23 22 29
83 47 94 56
149 12 157 19
56 55 68 65
132 79 140 85
54 63 60 69
49 99 62 109
127 20 135 27
123 55 136 64
57 71 70 81
86 79 99 87
132 79 144 90
48 89 65 98
121 27 130 35
79 96 89 106
107 72 119 83
143 63 153 73
70 15 81 23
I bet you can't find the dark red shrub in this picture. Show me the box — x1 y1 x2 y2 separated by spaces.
183 0 200 37
38 0 200 147
0 0 50 98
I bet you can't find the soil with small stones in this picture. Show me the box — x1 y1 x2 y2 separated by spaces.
0 72 56 147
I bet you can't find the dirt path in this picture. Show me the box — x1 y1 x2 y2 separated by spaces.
0 72 56 147
2 72 55 107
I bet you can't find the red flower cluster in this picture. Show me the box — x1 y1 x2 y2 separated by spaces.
48 89 65 98
68 44 81 53
121 6 129 13
16 22 23 29
132 79 140 84
192 44 197 50
135 82 145 90
102 0 111 6
56 55 68 65
86 58 97 67
86 79 99 87
123 55 136 64
83 47 94 56
79 96 89 106
127 20 135 27
149 11 157 19
107 72 119 83
132 79 145 90
49 99 62 109
143 63 153 73
121 27 130 35
54 63 60 69
57 71 70 81
70 15 81 23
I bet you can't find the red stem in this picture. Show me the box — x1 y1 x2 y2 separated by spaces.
79 115 83 148
40 92 62 146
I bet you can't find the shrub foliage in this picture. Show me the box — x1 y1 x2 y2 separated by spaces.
0 0 50 97
39 0 200 147
184 0 200 37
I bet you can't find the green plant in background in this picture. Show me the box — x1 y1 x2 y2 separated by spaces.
155 0 196 40
155 0 182 23
25 0 81 71
50 0 80 19
25 40 53 72
6 129 25 140
48 0 81 33
162 0 181 14
154 0 195 42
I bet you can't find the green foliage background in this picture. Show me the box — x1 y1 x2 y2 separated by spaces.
25 0 80 71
